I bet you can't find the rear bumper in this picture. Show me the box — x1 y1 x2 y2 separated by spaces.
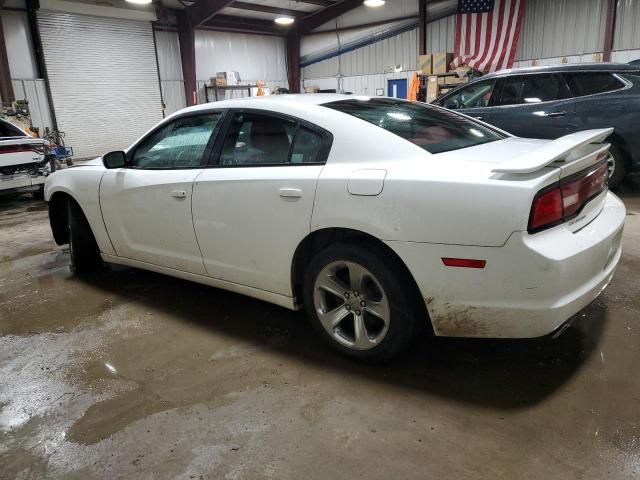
387 192 625 338
0 173 45 194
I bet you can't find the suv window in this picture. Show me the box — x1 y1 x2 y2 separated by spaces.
131 113 222 169
440 79 497 110
496 74 571 106
325 98 504 154
564 72 625 96
219 112 325 166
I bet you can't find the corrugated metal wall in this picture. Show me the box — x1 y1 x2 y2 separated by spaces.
154 30 186 115
302 28 418 80
1 10 54 133
614 0 640 51
516 0 607 61
425 15 455 54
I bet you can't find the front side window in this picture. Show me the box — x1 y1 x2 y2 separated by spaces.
496 74 571 106
440 79 497 110
131 113 222 169
564 72 625 97
219 112 326 166
325 98 504 154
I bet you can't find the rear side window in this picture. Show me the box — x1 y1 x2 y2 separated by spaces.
564 72 625 96
324 98 504 154
440 79 497 110
0 120 25 138
496 74 571 106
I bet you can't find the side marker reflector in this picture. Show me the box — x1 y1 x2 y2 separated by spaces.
442 258 486 269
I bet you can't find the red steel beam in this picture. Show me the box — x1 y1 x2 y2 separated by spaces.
177 11 198 106
603 0 617 62
298 0 365 34
0 13 15 108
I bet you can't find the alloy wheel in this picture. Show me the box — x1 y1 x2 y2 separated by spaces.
313 260 390 350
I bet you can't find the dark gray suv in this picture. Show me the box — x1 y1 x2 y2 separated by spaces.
434 63 640 188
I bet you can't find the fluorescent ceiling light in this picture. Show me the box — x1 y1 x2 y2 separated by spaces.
364 0 386 7
274 16 295 25
125 0 152 4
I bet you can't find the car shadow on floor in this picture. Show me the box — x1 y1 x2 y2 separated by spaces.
78 263 609 411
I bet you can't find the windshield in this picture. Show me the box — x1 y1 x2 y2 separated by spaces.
323 98 504 154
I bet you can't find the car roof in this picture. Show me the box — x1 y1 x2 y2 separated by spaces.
481 62 640 79
181 93 355 115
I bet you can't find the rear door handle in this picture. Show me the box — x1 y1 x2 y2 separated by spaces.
472 115 483 120
171 189 187 199
544 111 566 118
279 188 303 198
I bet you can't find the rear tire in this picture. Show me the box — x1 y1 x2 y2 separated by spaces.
303 243 419 362
608 144 627 191
67 201 102 273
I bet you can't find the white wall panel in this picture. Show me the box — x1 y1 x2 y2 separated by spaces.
614 0 640 51
425 15 455 54
515 0 607 61
38 10 163 158
195 30 287 86
302 28 418 80
154 30 186 115
302 70 415 97
1 11 38 79
312 0 418 32
11 79 54 133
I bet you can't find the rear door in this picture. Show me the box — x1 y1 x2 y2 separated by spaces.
489 73 575 139
192 110 332 296
435 78 498 123
100 112 223 274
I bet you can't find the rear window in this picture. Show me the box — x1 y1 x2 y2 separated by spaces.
564 72 625 96
0 120 25 138
324 98 504 154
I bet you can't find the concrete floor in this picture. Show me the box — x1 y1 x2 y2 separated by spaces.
0 187 639 480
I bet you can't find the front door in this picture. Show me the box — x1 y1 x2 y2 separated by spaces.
192 110 331 296
388 79 408 99
100 112 223 275
435 78 498 123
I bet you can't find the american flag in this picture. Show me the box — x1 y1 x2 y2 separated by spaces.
452 0 527 73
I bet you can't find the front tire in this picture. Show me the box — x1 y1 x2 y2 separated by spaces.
303 243 419 362
67 201 102 273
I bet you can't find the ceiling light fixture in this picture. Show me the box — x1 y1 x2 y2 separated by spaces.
274 16 295 25
364 0 386 7
125 0 152 4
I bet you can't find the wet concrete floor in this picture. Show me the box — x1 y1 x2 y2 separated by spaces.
1 188 639 479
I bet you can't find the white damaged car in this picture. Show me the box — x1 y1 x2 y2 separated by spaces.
1 118 49 197
45 95 625 361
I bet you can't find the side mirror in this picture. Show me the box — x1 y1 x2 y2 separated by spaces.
103 151 126 169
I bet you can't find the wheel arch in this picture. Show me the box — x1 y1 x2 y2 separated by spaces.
291 227 430 328
48 190 87 246
608 132 632 169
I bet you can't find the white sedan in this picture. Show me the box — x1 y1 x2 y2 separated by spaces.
45 95 625 361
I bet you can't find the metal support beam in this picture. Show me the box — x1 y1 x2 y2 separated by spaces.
229 2 308 17
298 0 364 34
296 0 335 7
603 0 617 62
0 11 15 108
202 15 284 35
187 0 235 28
177 11 197 106
286 31 301 93
419 0 426 55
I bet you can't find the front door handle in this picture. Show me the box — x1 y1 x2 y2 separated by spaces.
544 111 566 118
171 189 187 199
279 188 303 198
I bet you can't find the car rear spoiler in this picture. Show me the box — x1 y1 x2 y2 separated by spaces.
492 128 614 174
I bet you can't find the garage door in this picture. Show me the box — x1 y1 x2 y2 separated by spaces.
38 11 163 159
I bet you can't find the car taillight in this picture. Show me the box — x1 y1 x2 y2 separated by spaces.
528 160 608 234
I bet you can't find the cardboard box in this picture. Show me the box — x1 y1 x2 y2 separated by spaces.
426 76 440 103
432 52 454 74
446 76 468 85
214 71 241 86
304 86 320 93
417 54 432 75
